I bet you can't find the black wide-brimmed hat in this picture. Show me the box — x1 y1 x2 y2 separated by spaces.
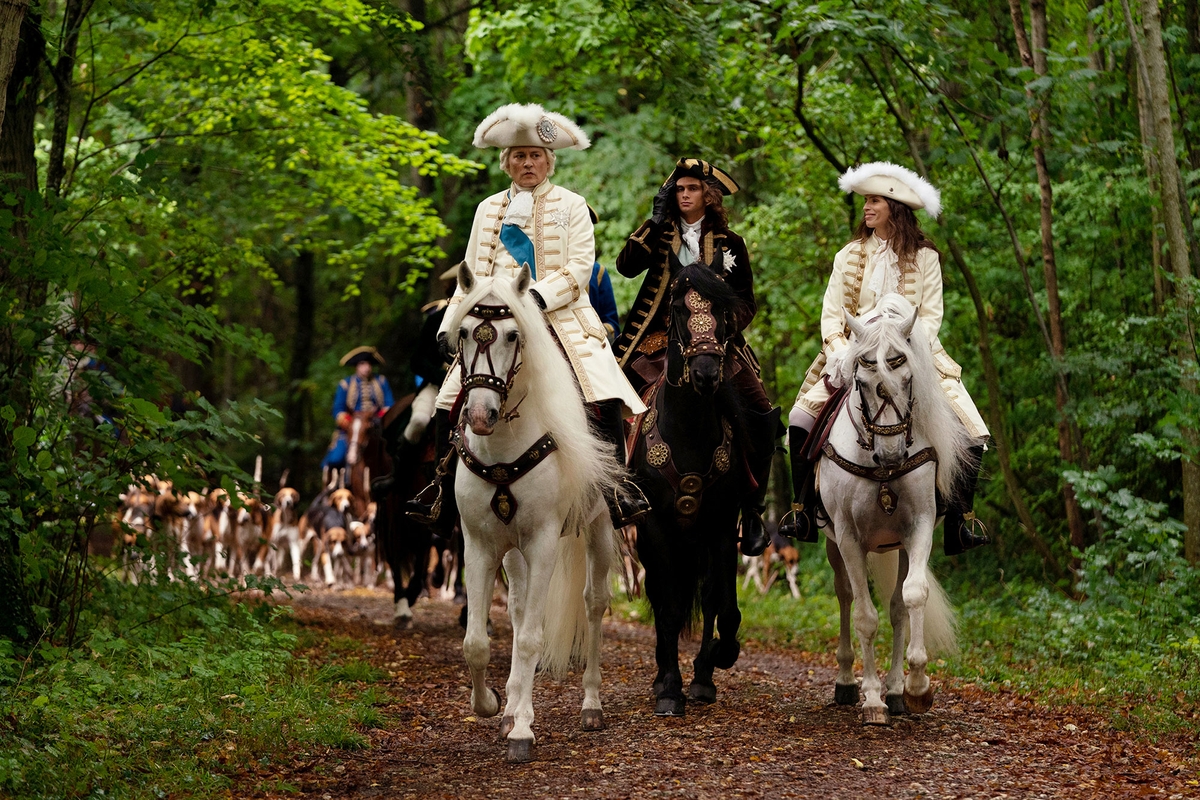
339 346 385 367
664 158 740 196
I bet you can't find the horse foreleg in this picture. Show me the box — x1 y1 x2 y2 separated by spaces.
688 568 720 705
581 514 615 731
902 538 934 714
461 530 501 721
838 537 888 724
885 550 910 715
503 530 558 763
500 548 529 737
826 535 859 705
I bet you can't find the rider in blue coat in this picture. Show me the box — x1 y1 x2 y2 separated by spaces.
321 346 394 471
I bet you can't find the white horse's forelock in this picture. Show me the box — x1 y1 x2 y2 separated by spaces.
841 295 971 498
445 272 625 534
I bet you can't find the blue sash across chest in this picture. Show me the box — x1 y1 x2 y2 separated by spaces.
499 224 537 279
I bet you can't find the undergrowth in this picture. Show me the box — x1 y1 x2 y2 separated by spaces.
0 581 392 800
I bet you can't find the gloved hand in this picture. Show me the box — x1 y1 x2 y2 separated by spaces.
825 348 849 388
650 180 675 227
437 330 454 362
337 413 352 431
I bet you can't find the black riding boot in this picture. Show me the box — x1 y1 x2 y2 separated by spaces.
405 409 458 529
738 407 781 557
595 400 651 528
779 423 820 543
943 444 989 555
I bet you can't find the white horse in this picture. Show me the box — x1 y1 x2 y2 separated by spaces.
445 262 624 762
818 294 970 725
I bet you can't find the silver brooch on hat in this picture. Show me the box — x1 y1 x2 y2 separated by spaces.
536 117 558 144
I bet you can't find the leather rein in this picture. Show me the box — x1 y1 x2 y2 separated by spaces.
824 351 935 516
454 301 555 524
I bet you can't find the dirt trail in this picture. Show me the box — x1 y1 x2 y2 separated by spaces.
260 589 1197 799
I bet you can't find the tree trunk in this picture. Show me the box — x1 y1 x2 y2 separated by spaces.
285 251 317 500
1128 0 1200 562
0 0 29 141
0 7 43 647
45 0 89 198
1009 0 1087 560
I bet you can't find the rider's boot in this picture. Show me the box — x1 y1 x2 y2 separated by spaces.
405 409 458 528
943 444 989 555
595 400 650 528
738 407 781 557
779 423 820 543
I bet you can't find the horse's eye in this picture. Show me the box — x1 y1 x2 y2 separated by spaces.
458 327 467 341
506 330 519 343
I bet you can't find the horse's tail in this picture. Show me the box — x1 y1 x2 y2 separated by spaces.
540 513 617 677
867 550 958 657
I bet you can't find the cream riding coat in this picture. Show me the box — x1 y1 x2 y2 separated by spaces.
793 235 989 440
436 179 646 417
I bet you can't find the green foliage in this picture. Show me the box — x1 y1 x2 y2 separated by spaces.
0 598 376 799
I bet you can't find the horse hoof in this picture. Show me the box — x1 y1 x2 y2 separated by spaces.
476 687 501 719
710 638 740 670
903 687 934 714
862 705 891 726
654 696 686 717
581 708 604 731
651 679 663 698
886 693 907 716
687 682 717 704
499 715 514 738
506 738 535 763
393 615 413 630
834 682 860 706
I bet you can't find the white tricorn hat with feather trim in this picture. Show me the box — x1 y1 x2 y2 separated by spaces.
838 161 941 218
473 103 591 151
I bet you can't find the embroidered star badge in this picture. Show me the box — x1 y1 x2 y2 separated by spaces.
547 209 571 229
723 251 736 273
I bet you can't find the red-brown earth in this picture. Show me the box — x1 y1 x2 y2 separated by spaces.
242 589 1198 799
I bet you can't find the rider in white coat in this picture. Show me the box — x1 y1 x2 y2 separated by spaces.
783 162 990 555
410 103 648 528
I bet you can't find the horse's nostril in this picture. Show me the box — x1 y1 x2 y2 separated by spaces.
872 454 881 465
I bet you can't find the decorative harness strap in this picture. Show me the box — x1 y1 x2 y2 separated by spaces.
451 426 558 525
459 302 522 409
636 383 732 525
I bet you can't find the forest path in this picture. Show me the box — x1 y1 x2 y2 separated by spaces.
261 588 1196 799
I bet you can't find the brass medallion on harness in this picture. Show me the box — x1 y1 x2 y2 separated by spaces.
452 426 558 524
647 443 670 468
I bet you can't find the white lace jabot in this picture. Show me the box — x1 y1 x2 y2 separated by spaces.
866 235 901 300
680 217 703 261
503 186 535 227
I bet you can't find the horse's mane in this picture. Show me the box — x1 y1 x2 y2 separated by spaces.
836 294 972 498
672 261 746 320
444 271 626 534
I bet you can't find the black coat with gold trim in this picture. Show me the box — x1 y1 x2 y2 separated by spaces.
613 215 755 370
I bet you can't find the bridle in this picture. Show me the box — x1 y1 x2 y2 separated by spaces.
851 351 915 452
458 303 522 416
668 285 728 389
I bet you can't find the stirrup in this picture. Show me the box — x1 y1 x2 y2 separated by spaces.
960 511 990 547
609 479 650 528
405 478 443 525
779 503 818 543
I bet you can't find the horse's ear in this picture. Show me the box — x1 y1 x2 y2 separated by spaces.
902 305 918 339
844 309 867 341
513 262 532 295
457 261 474 293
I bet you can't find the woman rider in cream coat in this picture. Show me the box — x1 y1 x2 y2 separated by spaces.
782 162 990 555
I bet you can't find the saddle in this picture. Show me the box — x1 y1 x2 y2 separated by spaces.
803 378 850 462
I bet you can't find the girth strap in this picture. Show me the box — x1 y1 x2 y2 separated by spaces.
451 426 558 524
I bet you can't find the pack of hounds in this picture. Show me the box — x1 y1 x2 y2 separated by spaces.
111 456 457 595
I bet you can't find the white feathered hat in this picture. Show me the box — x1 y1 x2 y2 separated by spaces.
838 161 941 218
473 103 590 151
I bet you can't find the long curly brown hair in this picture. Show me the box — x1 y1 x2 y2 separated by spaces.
852 197 940 270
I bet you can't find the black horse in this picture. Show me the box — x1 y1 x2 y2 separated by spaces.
630 257 750 716
367 396 445 627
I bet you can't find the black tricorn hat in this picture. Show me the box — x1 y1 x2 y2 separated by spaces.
339 346 385 367
665 158 740 195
